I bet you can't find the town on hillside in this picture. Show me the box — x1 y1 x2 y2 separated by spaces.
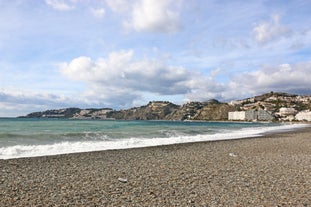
21 92 311 122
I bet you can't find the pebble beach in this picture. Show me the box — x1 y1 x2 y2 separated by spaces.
1 126 310 206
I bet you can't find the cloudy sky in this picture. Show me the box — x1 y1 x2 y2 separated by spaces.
1 0 311 117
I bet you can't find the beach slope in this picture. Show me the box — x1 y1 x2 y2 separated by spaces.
1 127 310 206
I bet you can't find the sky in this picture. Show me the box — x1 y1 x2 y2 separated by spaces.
0 0 311 117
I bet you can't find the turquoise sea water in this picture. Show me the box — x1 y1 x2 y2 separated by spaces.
0 118 307 159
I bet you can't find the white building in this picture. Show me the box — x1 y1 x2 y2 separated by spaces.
278 107 297 116
295 111 311 121
228 110 274 121
228 111 246 120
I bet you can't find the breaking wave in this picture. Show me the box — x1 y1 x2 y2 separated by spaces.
0 123 307 159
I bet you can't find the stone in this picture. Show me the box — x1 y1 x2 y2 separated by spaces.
118 178 127 183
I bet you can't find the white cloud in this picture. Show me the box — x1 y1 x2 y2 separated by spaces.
90 7 105 18
230 61 311 95
2 58 311 117
59 50 226 105
45 0 75 11
60 50 190 94
60 51 311 106
0 102 38 117
0 89 84 117
253 14 291 44
105 0 132 13
125 0 181 33
0 89 71 106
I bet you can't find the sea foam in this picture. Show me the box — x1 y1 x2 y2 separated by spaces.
0 123 307 160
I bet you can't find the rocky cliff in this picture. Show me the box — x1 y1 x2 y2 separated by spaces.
193 103 237 121
107 101 180 120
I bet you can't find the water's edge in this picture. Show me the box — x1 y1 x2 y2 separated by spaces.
0 119 309 159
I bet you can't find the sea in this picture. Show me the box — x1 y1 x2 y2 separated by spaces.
0 118 308 159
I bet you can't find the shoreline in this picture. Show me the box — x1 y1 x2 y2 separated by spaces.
1 122 308 160
1 126 310 206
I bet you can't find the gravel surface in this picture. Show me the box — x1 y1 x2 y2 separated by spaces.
1 126 311 206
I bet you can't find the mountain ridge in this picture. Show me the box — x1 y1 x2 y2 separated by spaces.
20 92 311 121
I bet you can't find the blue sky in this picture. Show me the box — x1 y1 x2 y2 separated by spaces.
1 0 311 117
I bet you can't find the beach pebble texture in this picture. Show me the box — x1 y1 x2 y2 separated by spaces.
1 127 310 206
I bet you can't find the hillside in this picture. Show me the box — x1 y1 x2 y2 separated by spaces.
107 101 180 120
21 92 311 121
230 92 310 112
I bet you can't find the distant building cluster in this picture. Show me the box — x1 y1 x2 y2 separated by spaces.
228 92 311 122
275 107 311 121
229 108 311 122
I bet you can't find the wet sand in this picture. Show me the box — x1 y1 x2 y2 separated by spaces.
1 126 310 206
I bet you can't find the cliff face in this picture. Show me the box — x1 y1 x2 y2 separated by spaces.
21 101 234 121
21 92 311 121
165 100 235 121
165 102 207 120
193 104 237 121
107 101 180 120
72 108 113 119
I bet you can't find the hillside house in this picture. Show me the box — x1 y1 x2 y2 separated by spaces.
277 107 297 116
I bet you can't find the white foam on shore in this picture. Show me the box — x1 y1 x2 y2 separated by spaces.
0 123 308 159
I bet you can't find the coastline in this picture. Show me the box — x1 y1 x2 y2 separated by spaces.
1 126 310 206
1 120 308 160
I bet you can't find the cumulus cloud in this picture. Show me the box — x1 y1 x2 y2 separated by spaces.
230 61 311 95
44 0 182 32
61 50 190 94
253 14 291 44
2 57 311 117
60 51 311 106
125 0 181 33
59 50 225 106
184 78 226 102
45 0 75 11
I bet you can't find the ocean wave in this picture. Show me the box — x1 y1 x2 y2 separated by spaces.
0 123 308 160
